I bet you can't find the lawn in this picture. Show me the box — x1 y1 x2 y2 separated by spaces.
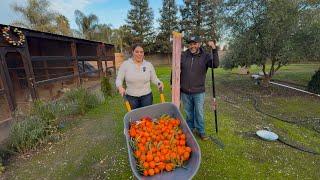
2 64 320 179
248 63 320 86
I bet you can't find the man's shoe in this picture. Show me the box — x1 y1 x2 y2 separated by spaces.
200 134 209 141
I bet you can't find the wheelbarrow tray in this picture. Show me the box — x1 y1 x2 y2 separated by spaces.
123 102 201 180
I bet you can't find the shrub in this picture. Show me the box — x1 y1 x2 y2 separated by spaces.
62 87 102 114
30 100 58 128
7 88 101 153
307 69 320 94
0 156 4 175
7 100 65 152
101 76 113 98
0 162 4 175
8 116 47 152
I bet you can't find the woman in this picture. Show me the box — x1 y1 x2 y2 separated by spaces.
116 44 164 109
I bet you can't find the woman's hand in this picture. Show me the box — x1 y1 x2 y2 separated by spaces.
157 82 164 92
118 86 126 96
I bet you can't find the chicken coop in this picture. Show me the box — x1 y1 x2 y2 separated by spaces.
0 24 115 121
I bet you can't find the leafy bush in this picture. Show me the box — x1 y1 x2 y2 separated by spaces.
30 101 58 129
0 156 4 175
8 116 47 152
62 87 102 114
7 88 101 153
307 69 320 94
101 76 113 98
7 100 63 152
0 162 4 175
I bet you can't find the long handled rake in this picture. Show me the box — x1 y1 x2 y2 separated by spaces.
209 44 224 149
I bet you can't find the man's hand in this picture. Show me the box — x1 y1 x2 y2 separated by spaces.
118 86 126 96
208 41 216 50
211 98 217 111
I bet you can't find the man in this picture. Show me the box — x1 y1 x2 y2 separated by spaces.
180 35 219 141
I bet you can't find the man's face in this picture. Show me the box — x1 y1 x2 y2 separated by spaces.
188 42 200 54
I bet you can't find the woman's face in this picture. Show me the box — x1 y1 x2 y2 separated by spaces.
133 46 144 63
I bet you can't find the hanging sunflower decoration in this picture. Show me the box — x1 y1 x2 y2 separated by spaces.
1 26 25 46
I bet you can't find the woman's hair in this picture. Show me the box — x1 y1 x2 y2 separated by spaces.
131 43 144 52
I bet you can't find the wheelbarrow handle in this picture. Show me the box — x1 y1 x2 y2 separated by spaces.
123 95 132 112
123 84 164 112
158 83 165 103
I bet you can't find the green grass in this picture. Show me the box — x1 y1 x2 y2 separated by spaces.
2 64 320 179
247 64 320 86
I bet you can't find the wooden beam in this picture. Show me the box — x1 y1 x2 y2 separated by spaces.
35 69 100 86
24 31 73 43
111 49 116 75
71 42 80 85
171 32 182 108
0 89 5 95
35 74 74 86
38 43 50 81
102 44 116 75
79 69 100 76
97 44 103 77
8 67 74 70
31 56 74 61
77 56 101 61
1 24 114 49
82 61 85 73
0 48 15 111
18 40 38 100
26 30 111 46
100 44 108 76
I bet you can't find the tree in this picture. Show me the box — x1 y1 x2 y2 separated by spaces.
156 0 180 54
203 0 222 41
180 0 221 43
74 10 99 40
222 0 320 86
111 25 132 53
11 0 56 32
92 24 113 43
55 14 71 36
290 2 320 62
126 0 154 53
180 0 192 38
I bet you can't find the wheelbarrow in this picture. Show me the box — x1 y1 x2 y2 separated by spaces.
122 88 201 180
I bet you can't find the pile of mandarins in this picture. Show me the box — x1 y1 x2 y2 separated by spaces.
129 115 192 176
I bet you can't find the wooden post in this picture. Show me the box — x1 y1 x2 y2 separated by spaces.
171 32 182 108
101 43 108 76
39 44 53 96
71 42 80 85
43 61 50 79
111 47 116 75
97 44 103 77
38 40 50 80
19 38 38 100
0 48 16 111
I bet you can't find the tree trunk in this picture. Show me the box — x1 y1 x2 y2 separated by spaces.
261 76 271 87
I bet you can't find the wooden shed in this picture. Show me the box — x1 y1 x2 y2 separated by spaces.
0 24 115 121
